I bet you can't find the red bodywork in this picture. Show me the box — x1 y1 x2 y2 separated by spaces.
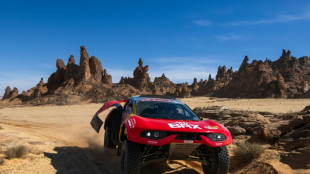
96 100 127 115
125 115 232 147
93 100 233 148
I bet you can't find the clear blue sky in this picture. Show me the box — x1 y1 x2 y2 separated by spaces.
1 0 310 94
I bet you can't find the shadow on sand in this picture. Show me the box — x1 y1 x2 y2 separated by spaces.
44 146 201 174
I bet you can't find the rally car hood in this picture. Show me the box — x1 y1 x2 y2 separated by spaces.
126 115 227 133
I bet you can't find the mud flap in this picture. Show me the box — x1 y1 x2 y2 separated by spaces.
90 114 103 133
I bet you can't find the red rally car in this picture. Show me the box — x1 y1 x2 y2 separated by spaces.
90 95 233 174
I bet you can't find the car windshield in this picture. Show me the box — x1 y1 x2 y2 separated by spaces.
136 101 200 121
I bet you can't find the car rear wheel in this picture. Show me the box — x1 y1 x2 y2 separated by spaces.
104 126 115 149
120 140 141 174
201 146 229 174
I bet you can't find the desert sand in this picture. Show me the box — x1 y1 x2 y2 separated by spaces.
0 97 310 174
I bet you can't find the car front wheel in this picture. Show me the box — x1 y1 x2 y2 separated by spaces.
201 145 230 174
120 140 141 174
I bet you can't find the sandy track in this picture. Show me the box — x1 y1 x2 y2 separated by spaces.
0 103 202 174
1 97 310 173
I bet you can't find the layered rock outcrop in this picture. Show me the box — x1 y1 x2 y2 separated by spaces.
193 105 310 169
79 45 91 81
153 73 176 95
213 49 310 98
2 86 19 100
2 47 310 105
133 58 151 90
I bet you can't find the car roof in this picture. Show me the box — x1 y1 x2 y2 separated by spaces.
130 95 183 104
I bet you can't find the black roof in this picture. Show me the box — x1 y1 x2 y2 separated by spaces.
139 95 176 100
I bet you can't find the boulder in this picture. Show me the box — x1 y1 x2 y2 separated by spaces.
227 126 247 135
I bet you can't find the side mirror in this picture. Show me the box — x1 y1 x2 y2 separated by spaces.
200 117 207 121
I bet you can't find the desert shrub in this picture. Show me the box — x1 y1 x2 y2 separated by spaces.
28 146 41 155
233 141 265 164
0 157 4 165
5 145 29 159
0 125 3 130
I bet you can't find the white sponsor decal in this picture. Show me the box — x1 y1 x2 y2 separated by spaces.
168 122 202 130
147 140 158 144
184 140 193 144
127 118 136 128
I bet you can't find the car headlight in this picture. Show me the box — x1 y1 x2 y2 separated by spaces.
206 133 226 142
140 131 167 140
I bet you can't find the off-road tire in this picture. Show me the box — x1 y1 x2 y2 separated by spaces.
104 126 115 149
201 146 229 174
120 140 141 174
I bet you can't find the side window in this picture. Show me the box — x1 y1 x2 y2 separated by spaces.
125 104 133 114
175 105 184 115
122 100 132 119
184 110 191 117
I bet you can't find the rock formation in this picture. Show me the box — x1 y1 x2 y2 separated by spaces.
133 58 151 89
102 69 112 85
193 105 310 169
79 45 91 81
89 56 103 83
2 86 12 99
153 73 176 95
64 55 79 82
2 86 19 100
2 47 310 105
213 49 310 98
174 83 191 98
19 78 48 101
47 58 66 93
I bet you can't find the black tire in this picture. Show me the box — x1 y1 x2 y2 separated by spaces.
120 140 141 174
104 126 115 149
201 146 230 174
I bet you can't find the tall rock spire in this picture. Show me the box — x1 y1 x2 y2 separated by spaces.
79 45 91 81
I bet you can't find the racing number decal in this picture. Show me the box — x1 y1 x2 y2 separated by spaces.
168 122 202 130
127 118 136 128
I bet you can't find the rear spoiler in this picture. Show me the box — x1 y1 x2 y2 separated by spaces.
90 100 127 133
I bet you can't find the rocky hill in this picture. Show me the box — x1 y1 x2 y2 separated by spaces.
1 46 310 105
193 105 310 169
214 50 310 98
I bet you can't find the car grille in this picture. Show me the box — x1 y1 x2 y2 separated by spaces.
168 132 207 140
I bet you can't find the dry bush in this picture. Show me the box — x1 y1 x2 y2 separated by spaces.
28 146 41 155
0 125 3 130
0 157 4 165
5 145 29 159
233 142 265 164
